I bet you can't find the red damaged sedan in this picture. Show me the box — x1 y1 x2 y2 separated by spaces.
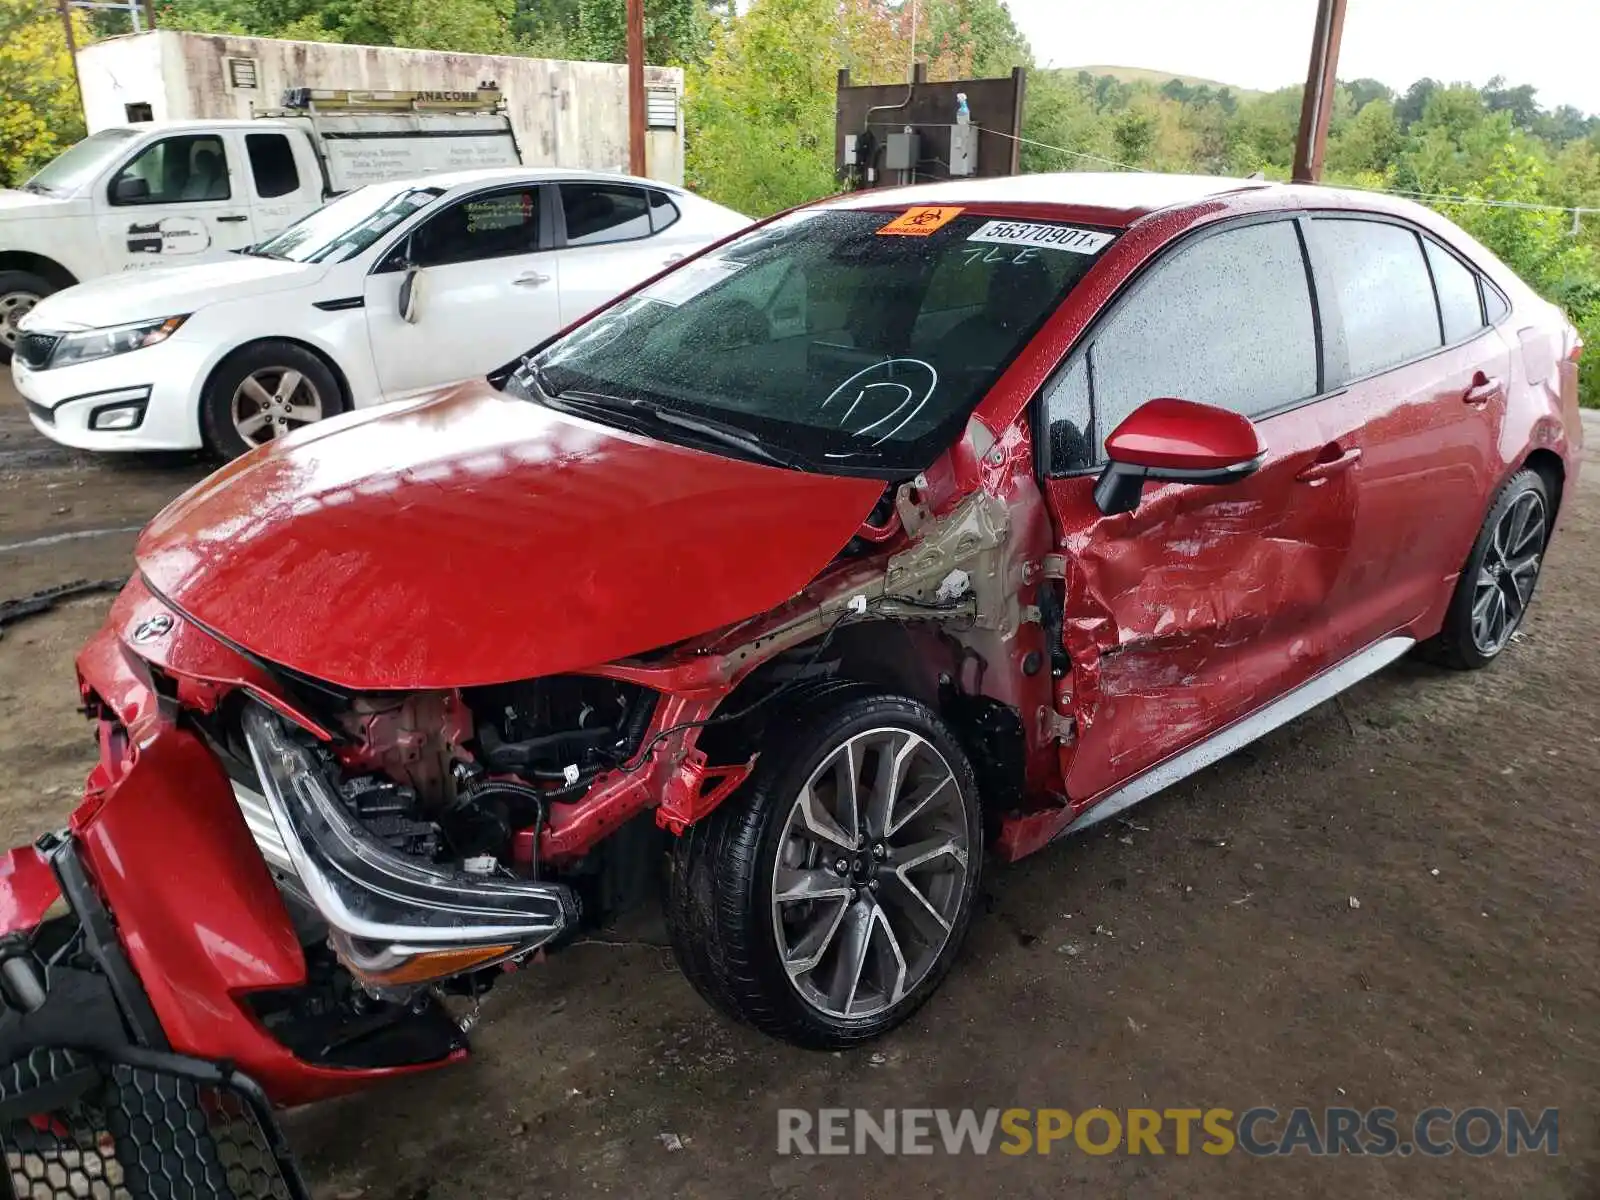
1 174 1583 1109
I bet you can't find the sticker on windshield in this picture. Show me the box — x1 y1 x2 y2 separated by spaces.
877 206 964 237
640 258 746 307
966 221 1113 254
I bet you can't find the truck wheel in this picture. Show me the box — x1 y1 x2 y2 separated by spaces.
0 270 53 365
200 340 341 460
665 690 983 1048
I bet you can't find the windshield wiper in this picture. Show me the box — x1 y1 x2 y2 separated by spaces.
19 181 54 196
540 388 815 472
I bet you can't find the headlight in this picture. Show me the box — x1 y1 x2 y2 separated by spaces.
48 315 188 369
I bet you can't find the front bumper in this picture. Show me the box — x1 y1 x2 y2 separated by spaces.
11 338 209 452
0 1046 309 1200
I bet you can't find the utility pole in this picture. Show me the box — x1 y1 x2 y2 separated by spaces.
1291 0 1348 184
57 0 86 126
626 0 646 177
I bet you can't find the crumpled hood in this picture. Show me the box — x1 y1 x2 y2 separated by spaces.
136 383 886 690
26 256 321 331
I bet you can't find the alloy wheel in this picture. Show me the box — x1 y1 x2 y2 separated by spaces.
770 726 971 1021
231 368 324 445
0 291 40 350
1471 490 1546 655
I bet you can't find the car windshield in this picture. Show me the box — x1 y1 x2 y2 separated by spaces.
516 208 1115 476
251 183 444 264
22 129 140 196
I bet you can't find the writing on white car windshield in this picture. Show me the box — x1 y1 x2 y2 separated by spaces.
250 183 443 263
518 208 1115 477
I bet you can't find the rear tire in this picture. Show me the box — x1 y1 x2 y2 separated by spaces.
0 270 54 365
1421 468 1550 670
200 340 341 460
665 690 982 1048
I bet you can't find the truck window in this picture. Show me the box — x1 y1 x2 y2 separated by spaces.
246 133 299 199
560 183 652 246
110 135 230 205
410 185 542 267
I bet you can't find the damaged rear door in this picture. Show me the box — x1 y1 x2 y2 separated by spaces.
1038 215 1369 804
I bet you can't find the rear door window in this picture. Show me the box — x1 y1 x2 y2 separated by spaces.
1310 218 1442 381
246 133 299 199
648 189 681 233
561 183 652 245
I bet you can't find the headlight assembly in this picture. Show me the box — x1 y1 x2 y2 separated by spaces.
48 314 188 369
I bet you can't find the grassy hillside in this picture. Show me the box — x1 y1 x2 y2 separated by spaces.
1064 64 1269 98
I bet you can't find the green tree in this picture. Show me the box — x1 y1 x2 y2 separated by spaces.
1327 97 1400 175
569 0 708 65
684 0 837 214
0 0 88 187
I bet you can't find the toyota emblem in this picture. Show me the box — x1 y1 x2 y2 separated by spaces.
132 614 174 643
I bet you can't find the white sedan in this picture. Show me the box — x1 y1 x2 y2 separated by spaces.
11 167 748 457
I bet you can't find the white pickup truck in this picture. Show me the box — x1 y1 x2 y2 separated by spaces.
0 87 521 361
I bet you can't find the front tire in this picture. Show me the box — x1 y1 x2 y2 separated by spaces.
666 690 983 1048
0 270 54 365
1422 468 1551 670
200 340 341 460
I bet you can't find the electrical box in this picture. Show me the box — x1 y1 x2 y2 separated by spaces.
949 124 978 176
885 130 919 172
843 133 859 166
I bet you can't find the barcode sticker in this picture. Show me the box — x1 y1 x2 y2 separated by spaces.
966 221 1114 254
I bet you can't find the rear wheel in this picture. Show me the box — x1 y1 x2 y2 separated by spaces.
1422 468 1550 670
200 340 341 460
0 270 53 365
665 690 982 1048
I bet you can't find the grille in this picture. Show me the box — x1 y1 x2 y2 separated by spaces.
14 332 58 371
0 1047 307 1200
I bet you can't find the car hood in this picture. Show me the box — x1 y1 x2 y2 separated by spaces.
136 383 887 690
0 188 85 213
27 256 322 331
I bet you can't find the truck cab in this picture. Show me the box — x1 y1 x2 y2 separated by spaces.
0 89 520 361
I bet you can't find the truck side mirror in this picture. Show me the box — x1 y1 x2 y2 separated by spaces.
112 176 150 203
398 266 422 324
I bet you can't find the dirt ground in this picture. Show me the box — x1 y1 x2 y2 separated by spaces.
1 382 1597 1199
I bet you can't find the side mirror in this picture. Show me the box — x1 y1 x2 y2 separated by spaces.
1093 397 1264 516
112 176 150 203
398 265 422 324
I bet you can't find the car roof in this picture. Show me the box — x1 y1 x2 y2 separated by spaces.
817 171 1270 226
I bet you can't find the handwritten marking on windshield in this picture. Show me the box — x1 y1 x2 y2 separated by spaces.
820 359 939 446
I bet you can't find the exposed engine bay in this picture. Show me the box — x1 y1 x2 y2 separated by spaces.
329 677 657 870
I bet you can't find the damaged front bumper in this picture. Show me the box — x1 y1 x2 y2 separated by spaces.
240 705 579 987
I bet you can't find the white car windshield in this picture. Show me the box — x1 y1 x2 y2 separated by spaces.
22 129 140 196
251 183 444 264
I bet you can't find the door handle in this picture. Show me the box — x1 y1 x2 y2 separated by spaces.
1295 445 1362 483
512 271 552 287
662 252 686 265
1462 371 1504 406
216 215 248 223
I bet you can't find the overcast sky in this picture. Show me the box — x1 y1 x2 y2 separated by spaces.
1004 0 1600 115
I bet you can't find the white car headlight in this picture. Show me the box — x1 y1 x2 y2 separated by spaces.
49 315 188 369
